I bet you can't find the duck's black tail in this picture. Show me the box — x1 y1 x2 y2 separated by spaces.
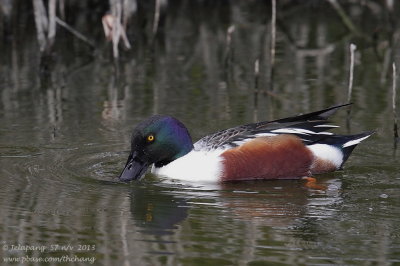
319 131 375 166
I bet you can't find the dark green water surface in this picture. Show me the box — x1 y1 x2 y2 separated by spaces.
0 2 399 265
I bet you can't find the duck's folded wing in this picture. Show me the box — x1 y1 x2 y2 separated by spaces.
193 104 350 151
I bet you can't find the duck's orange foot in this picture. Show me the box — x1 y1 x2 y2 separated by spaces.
302 176 327 191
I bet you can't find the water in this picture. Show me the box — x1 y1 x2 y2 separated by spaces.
1 1 400 265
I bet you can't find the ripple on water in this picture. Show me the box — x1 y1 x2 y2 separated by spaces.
0 145 42 158
61 142 127 184
0 141 125 190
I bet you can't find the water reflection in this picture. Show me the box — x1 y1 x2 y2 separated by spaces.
129 183 189 235
128 177 345 264
0 139 398 265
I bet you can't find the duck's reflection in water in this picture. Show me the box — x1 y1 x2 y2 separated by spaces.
129 182 189 235
129 175 342 233
218 176 342 226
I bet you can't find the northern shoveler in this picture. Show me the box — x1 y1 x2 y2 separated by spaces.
119 104 373 183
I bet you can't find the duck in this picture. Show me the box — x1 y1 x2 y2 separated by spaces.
119 104 373 183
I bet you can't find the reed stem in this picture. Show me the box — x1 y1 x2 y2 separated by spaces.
254 59 260 121
47 0 57 45
32 0 48 52
393 62 398 139
326 0 360 35
56 17 95 48
270 0 276 91
347 43 356 103
153 0 161 35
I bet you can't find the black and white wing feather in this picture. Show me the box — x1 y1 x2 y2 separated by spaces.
193 104 350 151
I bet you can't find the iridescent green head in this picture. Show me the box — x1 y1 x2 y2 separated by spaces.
119 115 194 182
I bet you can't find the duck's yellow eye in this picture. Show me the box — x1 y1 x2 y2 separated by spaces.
147 134 155 142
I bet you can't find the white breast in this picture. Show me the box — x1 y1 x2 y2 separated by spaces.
151 149 224 182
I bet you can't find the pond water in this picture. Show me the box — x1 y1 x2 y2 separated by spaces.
1 1 400 265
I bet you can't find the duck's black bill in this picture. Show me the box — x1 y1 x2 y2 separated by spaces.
119 152 149 182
